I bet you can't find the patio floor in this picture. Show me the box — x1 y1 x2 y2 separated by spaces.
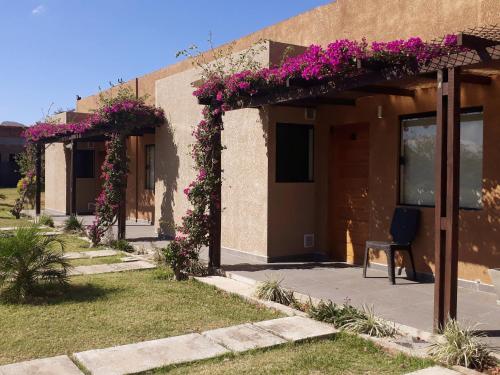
199 249 500 350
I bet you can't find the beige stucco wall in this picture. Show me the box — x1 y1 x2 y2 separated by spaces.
44 142 68 213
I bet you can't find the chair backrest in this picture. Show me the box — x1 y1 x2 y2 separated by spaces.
390 207 420 245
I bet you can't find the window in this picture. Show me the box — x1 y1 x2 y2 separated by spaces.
145 145 155 191
276 123 314 182
400 111 483 209
75 150 95 178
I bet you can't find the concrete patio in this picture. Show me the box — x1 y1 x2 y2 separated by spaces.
199 249 500 350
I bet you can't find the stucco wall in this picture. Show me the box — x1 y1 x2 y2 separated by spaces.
44 142 68 213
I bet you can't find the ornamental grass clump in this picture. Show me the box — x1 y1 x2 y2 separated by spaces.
429 319 497 371
0 226 71 303
255 278 297 306
309 300 396 337
341 304 397 338
64 215 84 233
38 214 54 228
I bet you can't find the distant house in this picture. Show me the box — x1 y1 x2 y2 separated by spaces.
0 121 25 187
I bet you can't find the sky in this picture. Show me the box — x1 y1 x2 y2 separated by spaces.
0 0 332 125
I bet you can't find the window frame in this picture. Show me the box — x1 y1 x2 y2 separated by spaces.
397 106 484 211
275 123 315 183
144 144 155 191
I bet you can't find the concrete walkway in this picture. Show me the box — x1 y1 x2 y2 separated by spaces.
63 249 119 259
0 316 337 375
69 260 155 276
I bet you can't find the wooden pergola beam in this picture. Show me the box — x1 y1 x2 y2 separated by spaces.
69 140 77 215
275 97 356 107
457 33 496 62
351 85 415 97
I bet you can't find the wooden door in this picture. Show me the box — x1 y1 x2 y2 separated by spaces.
329 123 370 264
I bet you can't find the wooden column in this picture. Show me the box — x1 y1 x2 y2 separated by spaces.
433 67 461 331
117 135 127 240
35 144 42 216
208 129 222 269
69 140 77 215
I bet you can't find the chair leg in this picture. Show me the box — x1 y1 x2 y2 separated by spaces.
388 249 396 285
408 247 417 281
363 245 370 278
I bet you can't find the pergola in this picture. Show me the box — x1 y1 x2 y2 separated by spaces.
203 25 500 330
33 120 158 240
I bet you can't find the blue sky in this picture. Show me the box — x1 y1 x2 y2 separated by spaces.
0 0 332 125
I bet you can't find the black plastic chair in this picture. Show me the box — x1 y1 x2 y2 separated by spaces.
363 207 420 284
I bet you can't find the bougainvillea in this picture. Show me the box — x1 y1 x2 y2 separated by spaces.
23 98 165 245
87 133 128 245
165 34 464 278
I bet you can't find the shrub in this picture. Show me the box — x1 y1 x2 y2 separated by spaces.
429 319 497 371
152 266 174 281
0 226 71 302
108 239 134 253
38 214 54 228
255 278 297 306
341 304 397 338
64 215 84 233
162 239 199 281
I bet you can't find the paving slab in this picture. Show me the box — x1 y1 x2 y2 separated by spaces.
64 249 119 260
0 355 83 375
74 333 229 375
69 260 154 276
406 366 461 374
194 276 255 298
254 316 338 342
203 323 287 352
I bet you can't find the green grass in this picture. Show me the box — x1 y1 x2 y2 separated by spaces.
0 188 32 227
150 333 434 375
69 254 125 267
0 270 282 365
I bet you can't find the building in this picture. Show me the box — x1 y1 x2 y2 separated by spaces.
0 122 25 187
43 0 500 290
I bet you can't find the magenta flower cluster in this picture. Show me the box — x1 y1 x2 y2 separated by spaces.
193 34 461 104
23 99 165 143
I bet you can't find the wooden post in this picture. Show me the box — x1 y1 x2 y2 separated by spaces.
208 129 222 269
117 135 127 240
69 140 77 215
35 144 42 216
433 67 461 331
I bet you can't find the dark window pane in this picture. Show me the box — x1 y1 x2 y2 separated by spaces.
76 150 95 178
276 124 314 182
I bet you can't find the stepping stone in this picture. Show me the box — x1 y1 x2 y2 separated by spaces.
194 276 255 298
254 316 337 342
405 366 461 374
74 333 229 375
203 323 287 352
0 355 83 375
69 261 155 276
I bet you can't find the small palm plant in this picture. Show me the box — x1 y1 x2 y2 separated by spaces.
429 319 497 371
0 226 71 302
255 277 297 306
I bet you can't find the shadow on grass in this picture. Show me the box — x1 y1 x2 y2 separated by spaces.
1 283 122 306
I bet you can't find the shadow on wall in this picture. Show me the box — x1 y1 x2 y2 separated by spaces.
157 120 179 239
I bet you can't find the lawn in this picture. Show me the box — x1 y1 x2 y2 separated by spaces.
0 188 32 227
0 270 282 365
150 333 433 375
69 254 125 266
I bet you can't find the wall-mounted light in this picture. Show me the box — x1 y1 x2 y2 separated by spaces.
377 105 383 119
